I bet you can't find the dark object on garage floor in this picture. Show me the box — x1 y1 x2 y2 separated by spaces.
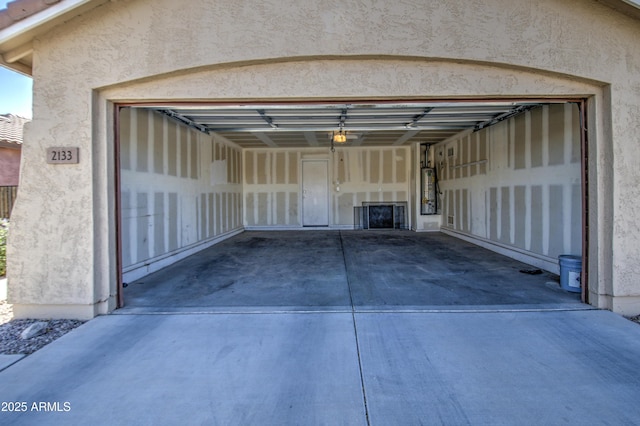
520 269 543 275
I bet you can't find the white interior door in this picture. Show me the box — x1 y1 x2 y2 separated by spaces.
302 160 329 226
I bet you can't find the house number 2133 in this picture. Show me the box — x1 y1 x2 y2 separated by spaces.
46 147 80 164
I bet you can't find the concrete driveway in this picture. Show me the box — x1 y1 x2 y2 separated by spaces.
3 231 640 425
2 310 640 425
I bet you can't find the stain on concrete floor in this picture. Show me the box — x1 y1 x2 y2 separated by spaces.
121 231 582 312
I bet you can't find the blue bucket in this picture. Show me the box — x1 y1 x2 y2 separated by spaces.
559 255 582 293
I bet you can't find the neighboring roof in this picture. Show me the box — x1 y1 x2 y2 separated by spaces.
0 0 639 75
0 113 29 146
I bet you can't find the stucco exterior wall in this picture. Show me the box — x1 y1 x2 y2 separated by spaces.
7 0 640 317
0 146 20 186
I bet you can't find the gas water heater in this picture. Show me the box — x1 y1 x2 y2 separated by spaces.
421 167 437 215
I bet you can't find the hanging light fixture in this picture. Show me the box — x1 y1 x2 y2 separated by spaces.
332 130 347 144
330 130 348 152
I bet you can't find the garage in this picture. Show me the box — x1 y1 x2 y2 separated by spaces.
117 100 585 310
4 0 640 319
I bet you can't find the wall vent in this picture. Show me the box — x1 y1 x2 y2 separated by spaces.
447 215 455 226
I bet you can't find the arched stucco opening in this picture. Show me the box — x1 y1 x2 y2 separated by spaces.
93 58 608 314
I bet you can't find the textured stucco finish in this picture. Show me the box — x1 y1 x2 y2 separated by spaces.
6 0 640 317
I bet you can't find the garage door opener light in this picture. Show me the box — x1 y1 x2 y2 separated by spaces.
332 130 347 144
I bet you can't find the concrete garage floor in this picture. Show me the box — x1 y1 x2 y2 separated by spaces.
120 231 582 312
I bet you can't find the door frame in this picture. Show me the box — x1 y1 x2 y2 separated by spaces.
112 97 592 308
300 158 330 227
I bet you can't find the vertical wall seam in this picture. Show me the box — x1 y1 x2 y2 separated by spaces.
542 184 549 255
542 105 550 167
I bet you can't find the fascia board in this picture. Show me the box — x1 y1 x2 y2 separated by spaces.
0 0 108 74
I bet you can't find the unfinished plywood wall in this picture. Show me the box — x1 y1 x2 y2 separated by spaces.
436 104 581 262
244 146 411 227
120 108 242 278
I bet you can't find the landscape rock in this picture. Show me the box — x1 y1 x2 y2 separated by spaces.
20 321 49 340
1 317 85 355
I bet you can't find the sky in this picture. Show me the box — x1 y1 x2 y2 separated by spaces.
0 0 33 118
0 68 32 118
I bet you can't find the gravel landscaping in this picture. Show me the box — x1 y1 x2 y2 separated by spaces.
0 297 85 355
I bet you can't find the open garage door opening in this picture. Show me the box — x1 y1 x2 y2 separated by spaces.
115 99 588 312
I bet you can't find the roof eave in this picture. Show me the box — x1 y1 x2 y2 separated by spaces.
0 0 107 76
598 0 640 20
0 141 22 148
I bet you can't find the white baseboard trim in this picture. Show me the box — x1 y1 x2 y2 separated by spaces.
122 228 245 283
245 225 356 231
441 228 560 274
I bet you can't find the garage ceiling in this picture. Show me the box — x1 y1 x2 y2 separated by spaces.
148 101 543 148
